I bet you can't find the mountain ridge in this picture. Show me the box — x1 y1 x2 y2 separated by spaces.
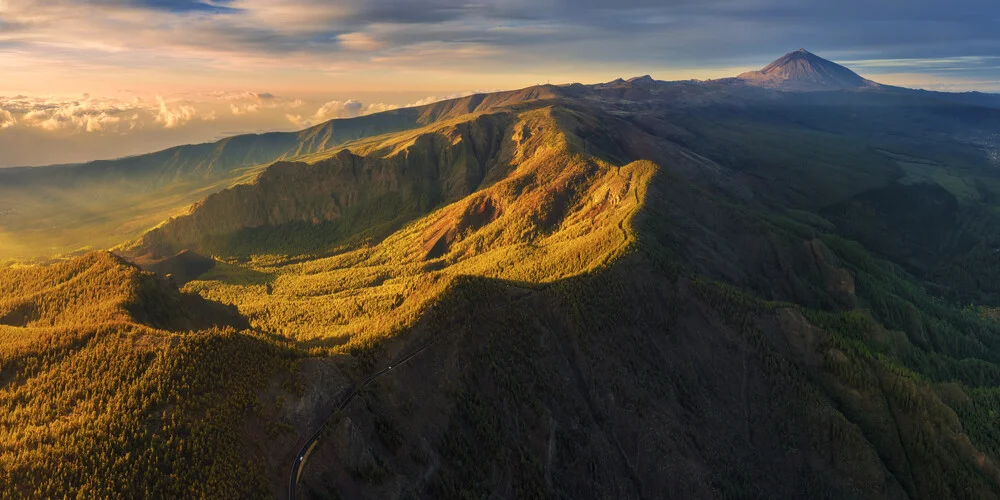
5 49 1000 260
0 86 567 258
8 49 1000 497
128 76 1000 497
2 50 994 177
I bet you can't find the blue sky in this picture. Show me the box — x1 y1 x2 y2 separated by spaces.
130 0 237 12
0 0 998 166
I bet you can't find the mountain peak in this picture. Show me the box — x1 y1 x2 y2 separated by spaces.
737 49 879 91
628 74 653 82
627 75 656 86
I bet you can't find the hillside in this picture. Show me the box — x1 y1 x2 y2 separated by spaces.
5 51 1000 498
137 104 655 349
0 251 256 328
0 252 301 498
117 71 1000 498
0 86 563 258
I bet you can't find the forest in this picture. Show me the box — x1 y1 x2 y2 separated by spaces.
4 72 1000 498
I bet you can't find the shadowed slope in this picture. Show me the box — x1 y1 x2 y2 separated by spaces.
280 145 1000 499
134 112 516 260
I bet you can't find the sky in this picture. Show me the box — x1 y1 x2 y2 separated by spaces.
1 0 999 167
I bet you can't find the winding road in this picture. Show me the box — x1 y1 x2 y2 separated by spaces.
286 336 441 499
285 284 545 499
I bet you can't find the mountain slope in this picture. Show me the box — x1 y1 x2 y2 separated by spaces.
7 51 1000 498
737 49 880 91
295 255 1000 499
111 77 1000 498
148 103 657 345
0 252 296 498
0 251 245 331
0 86 564 259
133 112 515 261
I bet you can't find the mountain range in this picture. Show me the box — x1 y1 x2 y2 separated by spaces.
2 49 997 260
4 50 1000 498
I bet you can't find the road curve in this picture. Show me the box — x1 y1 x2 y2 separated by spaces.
287 338 439 499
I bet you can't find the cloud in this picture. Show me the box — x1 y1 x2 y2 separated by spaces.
284 113 310 128
221 91 302 115
1 0 1000 93
3 95 144 133
286 98 405 128
0 109 15 129
311 99 386 121
0 86 414 138
363 102 398 114
338 32 384 52
154 96 197 128
405 91 475 107
0 91 302 134
209 91 277 102
103 0 237 14
230 103 259 115
316 99 364 119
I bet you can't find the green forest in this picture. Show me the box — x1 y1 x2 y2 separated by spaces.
4 67 1000 498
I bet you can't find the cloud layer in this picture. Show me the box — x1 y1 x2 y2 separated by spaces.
0 94 216 135
0 88 479 166
0 91 461 137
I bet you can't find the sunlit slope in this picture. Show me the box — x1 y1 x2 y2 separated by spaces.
0 252 245 331
0 86 564 259
0 253 296 498
134 111 517 258
150 105 657 346
135 81 1000 352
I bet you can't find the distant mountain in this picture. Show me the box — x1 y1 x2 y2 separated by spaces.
737 48 881 91
627 75 656 85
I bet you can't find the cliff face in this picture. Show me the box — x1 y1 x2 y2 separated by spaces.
0 85 565 259
137 113 515 258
